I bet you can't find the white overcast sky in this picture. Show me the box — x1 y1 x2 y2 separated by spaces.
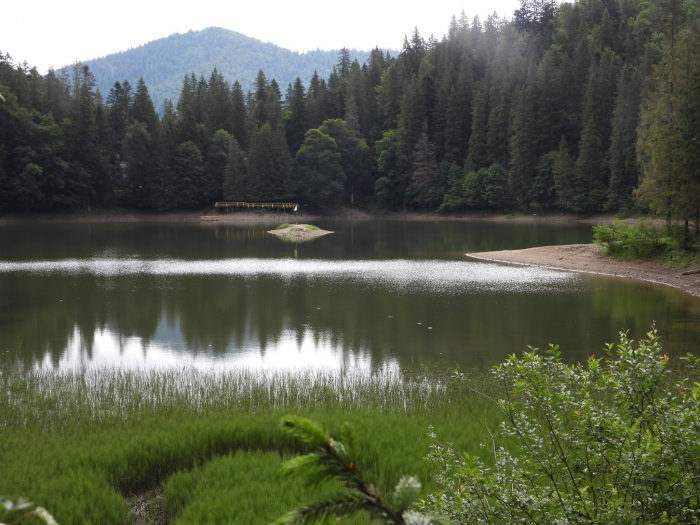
2 0 525 74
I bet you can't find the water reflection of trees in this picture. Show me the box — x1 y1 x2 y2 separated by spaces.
1 271 699 369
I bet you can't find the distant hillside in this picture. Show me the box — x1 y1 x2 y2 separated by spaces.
83 27 377 112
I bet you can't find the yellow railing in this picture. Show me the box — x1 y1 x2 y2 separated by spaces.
214 202 299 209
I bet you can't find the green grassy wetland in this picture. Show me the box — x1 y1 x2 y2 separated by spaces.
0 367 502 525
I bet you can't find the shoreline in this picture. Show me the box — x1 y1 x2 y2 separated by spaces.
467 244 700 298
0 208 663 225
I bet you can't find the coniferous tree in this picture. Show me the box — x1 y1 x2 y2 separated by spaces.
247 123 293 201
508 86 537 206
466 80 490 172
576 49 620 211
608 65 642 211
171 141 204 208
285 77 309 154
230 80 249 151
411 124 438 205
222 136 247 201
553 135 578 210
203 129 231 204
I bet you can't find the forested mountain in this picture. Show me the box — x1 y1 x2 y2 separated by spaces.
83 27 374 113
1 0 699 223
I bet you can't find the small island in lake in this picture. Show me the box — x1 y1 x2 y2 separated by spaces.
267 223 333 241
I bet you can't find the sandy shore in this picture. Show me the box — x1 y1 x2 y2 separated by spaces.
467 244 700 298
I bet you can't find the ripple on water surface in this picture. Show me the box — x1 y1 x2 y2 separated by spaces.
0 258 577 294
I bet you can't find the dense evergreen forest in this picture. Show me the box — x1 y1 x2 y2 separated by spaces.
84 27 375 114
1 0 698 220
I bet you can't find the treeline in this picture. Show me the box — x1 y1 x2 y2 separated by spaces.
0 0 698 217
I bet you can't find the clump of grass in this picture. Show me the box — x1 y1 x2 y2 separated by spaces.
0 366 502 525
305 224 319 230
275 223 290 230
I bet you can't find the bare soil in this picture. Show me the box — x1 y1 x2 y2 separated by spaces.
468 244 700 298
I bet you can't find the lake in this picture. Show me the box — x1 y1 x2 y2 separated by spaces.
1 219 699 370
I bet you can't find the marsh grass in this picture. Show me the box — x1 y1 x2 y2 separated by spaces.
0 366 502 525
275 223 290 230
305 225 319 230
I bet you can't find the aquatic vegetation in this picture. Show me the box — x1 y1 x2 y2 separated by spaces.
0 367 501 525
305 225 319 230
276 223 290 230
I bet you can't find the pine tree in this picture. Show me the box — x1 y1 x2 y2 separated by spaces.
337 48 352 79
171 141 204 208
176 74 197 143
553 136 578 210
608 65 642 211
508 86 537 207
206 68 232 133
247 123 293 201
411 123 438 205
203 129 231 203
230 80 249 151
576 49 620 211
466 80 490 172
285 77 308 155
222 136 247 201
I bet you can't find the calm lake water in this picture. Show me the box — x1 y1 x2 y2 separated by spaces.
1 220 699 370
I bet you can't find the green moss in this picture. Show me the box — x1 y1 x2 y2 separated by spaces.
305 224 319 230
275 223 290 230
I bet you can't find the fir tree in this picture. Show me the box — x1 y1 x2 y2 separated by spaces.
222 136 247 201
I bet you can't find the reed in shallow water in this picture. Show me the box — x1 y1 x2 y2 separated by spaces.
0 366 502 525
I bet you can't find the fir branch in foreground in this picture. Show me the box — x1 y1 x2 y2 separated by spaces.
276 416 450 525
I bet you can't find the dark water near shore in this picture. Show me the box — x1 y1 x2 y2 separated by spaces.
1 220 699 370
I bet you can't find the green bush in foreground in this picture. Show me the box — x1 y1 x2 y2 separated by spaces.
420 328 700 524
593 220 699 260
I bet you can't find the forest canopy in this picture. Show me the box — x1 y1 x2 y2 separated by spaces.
1 0 698 221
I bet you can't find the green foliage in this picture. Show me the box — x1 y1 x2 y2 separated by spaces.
305 225 319 230
296 129 345 206
277 417 450 525
276 223 291 230
591 220 700 259
422 328 700 524
460 163 508 210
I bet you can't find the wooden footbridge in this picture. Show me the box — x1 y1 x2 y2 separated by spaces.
215 202 298 210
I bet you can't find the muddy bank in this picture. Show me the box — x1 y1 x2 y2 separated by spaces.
467 244 700 298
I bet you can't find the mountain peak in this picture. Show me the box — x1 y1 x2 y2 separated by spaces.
84 27 375 112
